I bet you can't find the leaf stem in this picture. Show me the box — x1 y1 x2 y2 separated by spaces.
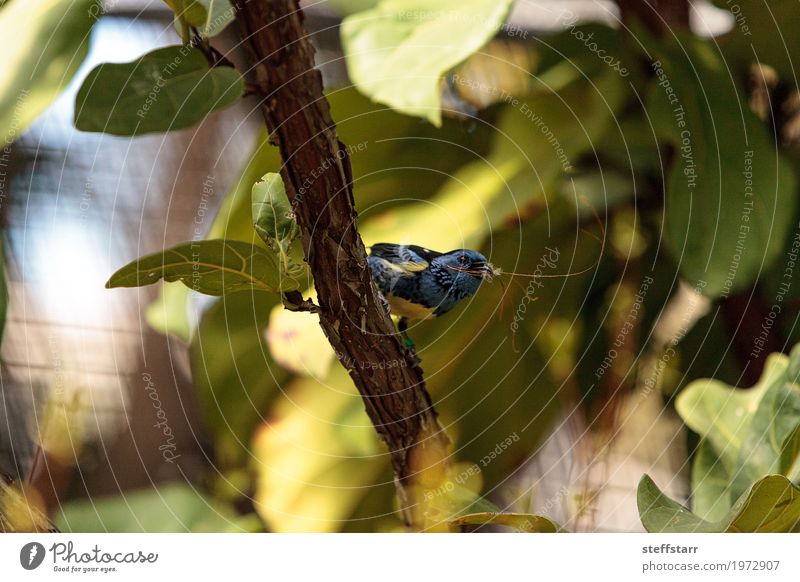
179 15 190 45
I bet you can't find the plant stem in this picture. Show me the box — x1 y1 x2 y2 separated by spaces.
179 15 190 45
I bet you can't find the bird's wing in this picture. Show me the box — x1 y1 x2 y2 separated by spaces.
369 243 435 274
406 245 443 263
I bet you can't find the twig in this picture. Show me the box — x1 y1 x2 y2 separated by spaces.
282 290 319 313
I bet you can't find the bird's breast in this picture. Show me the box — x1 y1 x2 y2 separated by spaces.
385 294 437 321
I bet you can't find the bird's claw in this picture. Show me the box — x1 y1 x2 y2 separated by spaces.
402 337 421 366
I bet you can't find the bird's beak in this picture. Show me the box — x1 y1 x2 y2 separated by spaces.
475 261 500 280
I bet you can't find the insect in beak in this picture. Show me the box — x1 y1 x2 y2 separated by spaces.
474 261 501 281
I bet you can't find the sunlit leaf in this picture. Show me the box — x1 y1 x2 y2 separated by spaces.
163 0 207 27
405 461 498 531
0 0 98 140
56 483 262 532
341 0 515 125
0 480 55 533
732 364 800 499
145 280 194 342
448 39 539 112
106 239 299 295
676 354 787 472
266 307 334 377
677 345 800 506
197 0 235 38
75 46 244 135
251 367 385 532
638 474 800 533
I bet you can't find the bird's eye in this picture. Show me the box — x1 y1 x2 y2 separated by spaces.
458 254 469 265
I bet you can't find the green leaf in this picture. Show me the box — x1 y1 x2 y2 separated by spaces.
732 365 800 499
251 173 302 275
691 440 734 522
646 34 797 297
197 0 235 38
638 474 800 533
173 0 235 39
781 425 800 483
56 483 262 532
678 344 800 522
145 280 194 342
449 512 561 533
106 239 300 296
341 0 515 126
328 0 380 15
0 0 98 140
74 46 244 136
677 346 800 508
676 354 788 473
163 0 207 27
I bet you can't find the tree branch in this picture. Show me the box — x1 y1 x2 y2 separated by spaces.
231 0 450 523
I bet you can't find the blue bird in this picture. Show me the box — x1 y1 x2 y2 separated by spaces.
367 243 498 345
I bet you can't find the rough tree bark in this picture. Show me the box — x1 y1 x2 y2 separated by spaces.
231 0 450 524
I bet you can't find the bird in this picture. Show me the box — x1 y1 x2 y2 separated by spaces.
367 243 498 348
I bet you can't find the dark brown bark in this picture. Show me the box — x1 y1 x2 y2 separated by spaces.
616 0 690 35
231 0 449 501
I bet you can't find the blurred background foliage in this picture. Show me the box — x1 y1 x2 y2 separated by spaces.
2 0 800 533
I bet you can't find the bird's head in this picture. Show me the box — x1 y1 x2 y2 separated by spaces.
434 249 499 282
